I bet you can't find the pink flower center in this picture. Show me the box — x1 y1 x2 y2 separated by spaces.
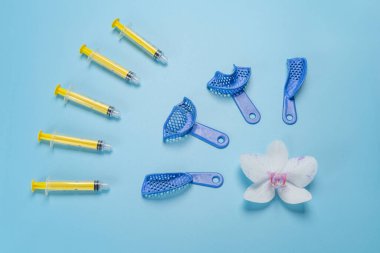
269 172 287 188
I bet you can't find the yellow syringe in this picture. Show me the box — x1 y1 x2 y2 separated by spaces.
31 179 109 195
55 84 120 118
80 44 139 85
38 130 112 152
112 18 168 65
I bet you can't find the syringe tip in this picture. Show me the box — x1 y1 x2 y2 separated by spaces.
99 182 110 191
157 54 168 65
101 143 112 152
110 109 121 119
130 75 140 85
126 71 140 85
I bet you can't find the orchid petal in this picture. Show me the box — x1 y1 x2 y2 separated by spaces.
266 140 288 172
243 181 275 203
283 156 317 188
277 183 312 204
240 154 270 184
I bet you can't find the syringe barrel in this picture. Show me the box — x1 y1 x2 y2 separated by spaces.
112 18 158 56
31 180 109 194
80 44 130 80
38 131 111 151
55 84 114 116
46 180 96 191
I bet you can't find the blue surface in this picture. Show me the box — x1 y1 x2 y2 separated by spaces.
1 1 379 252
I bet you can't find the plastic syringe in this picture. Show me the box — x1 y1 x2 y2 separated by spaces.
38 130 112 152
80 44 139 85
31 179 109 195
112 18 168 65
55 84 120 118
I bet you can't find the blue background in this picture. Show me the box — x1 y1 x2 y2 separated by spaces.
1 0 379 252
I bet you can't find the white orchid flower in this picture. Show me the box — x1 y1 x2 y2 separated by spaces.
240 140 317 204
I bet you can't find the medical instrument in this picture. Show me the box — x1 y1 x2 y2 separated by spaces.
282 58 307 125
54 84 120 118
80 44 139 85
112 18 167 65
141 172 223 198
207 65 261 124
163 97 229 149
31 179 109 195
38 130 112 152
